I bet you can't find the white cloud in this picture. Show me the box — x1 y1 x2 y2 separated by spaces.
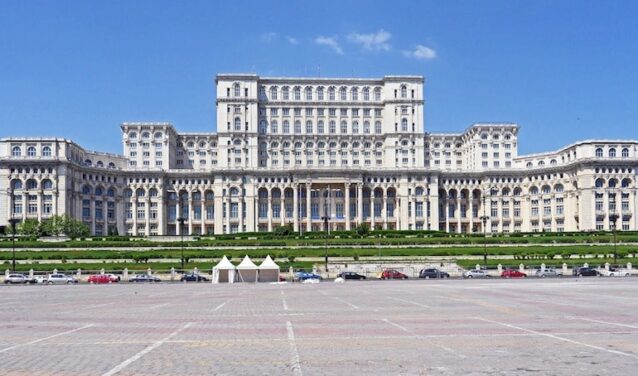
259 32 278 43
348 29 391 51
286 36 299 45
314 36 343 54
403 44 437 61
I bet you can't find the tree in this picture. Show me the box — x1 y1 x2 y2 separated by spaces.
63 217 90 239
355 223 370 237
41 215 66 237
17 219 41 237
274 224 293 236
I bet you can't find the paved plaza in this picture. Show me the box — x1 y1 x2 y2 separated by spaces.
1 279 637 375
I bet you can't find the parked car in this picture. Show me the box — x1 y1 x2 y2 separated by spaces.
129 274 162 283
573 267 600 277
87 274 115 284
47 274 78 285
379 269 408 280
419 268 450 279
463 269 491 279
180 273 209 282
294 272 322 281
106 274 121 282
535 268 562 278
337 271 367 280
4 273 35 284
501 269 527 278
599 267 631 277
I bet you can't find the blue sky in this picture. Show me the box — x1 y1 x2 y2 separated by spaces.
1 0 637 155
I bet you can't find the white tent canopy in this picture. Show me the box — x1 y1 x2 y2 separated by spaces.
258 255 280 282
236 255 258 282
212 256 236 284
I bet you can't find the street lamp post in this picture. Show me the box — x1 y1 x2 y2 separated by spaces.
479 193 490 268
177 217 186 272
8 218 20 272
609 213 619 264
322 215 329 272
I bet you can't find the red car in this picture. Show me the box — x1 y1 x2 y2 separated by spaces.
87 274 115 284
380 269 408 280
501 269 527 278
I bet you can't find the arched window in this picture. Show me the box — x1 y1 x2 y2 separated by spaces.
608 179 617 188
233 83 240 97
82 185 92 195
282 86 289 100
541 185 551 194
230 187 239 196
401 118 408 132
352 87 358 101
11 146 21 156
259 120 267 134
27 146 36 157
609 148 616 158
305 87 312 100
400 85 407 98
293 86 301 100
415 187 424 196
339 87 347 100
595 178 605 188
595 148 603 158
234 117 241 131
554 184 564 193
328 87 335 100
125 188 133 197
374 87 381 101
154 132 163 139
363 87 370 101
108 162 116 169
42 179 53 189
538 160 545 166
84 159 92 166
271 120 278 134
149 188 158 197
374 121 381 134
107 188 115 197
621 178 631 188
129 132 137 139
352 121 359 134
329 120 336 134
42 146 52 157
529 186 539 195
317 87 324 100
26 179 37 190
95 187 103 196
11 179 23 190
283 120 290 134
136 188 145 197
340 121 348 134
317 120 324 134
526 162 533 168
294 120 301 134
305 121 313 134
270 86 278 100
96 161 104 168
622 148 629 158
142 132 150 139
550 159 557 165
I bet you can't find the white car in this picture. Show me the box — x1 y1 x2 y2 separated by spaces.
599 268 631 277
4 273 35 284
46 273 79 285
463 269 491 279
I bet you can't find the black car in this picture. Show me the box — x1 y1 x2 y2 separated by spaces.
419 268 450 279
573 267 600 277
337 271 367 280
180 273 209 282
129 274 162 283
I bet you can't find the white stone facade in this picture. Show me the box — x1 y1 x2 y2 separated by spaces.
1 74 637 235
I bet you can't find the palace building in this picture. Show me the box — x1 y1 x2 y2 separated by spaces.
1 74 637 235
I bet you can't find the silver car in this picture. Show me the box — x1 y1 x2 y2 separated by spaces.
463 269 491 279
4 273 33 284
46 273 78 285
535 268 562 278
